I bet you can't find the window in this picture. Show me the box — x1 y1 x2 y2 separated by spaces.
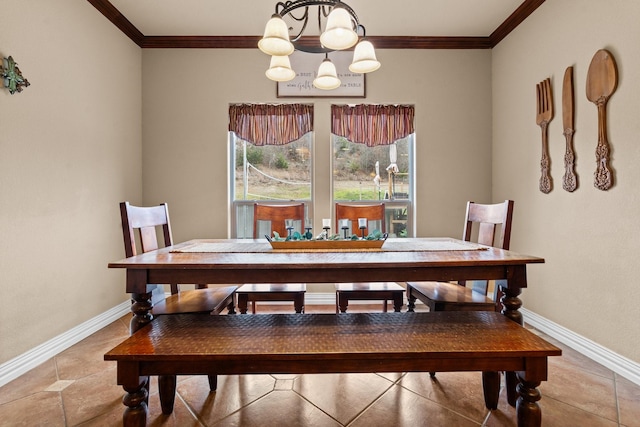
229 104 313 238
331 104 415 237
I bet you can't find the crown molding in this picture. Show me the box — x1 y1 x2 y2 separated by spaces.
490 0 546 46
140 35 493 49
88 0 545 50
87 0 144 47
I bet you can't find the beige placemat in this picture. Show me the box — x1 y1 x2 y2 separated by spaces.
172 239 487 253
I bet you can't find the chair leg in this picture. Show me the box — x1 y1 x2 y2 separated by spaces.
393 293 403 312
407 292 416 312
227 299 236 314
238 294 249 314
293 293 305 313
208 375 218 391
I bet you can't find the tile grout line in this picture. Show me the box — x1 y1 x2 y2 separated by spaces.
613 372 621 427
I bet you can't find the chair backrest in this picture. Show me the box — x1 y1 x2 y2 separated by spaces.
335 203 385 236
120 201 175 297
462 200 513 249
254 203 305 239
120 201 173 257
462 200 514 300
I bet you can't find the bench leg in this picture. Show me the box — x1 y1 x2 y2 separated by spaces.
122 379 148 427
482 371 500 410
158 375 176 414
516 375 542 427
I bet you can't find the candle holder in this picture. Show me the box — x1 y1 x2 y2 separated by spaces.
304 219 313 240
340 219 349 239
284 219 294 237
358 218 367 239
322 218 331 237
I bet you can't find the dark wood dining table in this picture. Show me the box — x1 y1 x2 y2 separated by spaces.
108 237 545 409
108 237 543 331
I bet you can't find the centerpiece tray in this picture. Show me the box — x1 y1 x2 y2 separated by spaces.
266 236 387 250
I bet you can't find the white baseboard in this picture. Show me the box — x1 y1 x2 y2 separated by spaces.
521 308 640 386
0 301 131 388
2 298 637 389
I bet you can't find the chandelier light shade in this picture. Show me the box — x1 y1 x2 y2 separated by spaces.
266 55 296 82
313 57 341 90
319 7 359 51
258 0 381 90
258 14 295 56
348 40 381 73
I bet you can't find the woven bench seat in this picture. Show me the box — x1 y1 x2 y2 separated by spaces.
105 311 561 427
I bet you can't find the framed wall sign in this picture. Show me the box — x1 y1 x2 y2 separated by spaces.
277 51 366 98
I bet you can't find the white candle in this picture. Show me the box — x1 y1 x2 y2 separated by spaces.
322 218 331 228
340 219 349 229
358 218 367 228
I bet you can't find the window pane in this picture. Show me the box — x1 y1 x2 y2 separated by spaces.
233 132 312 201
332 135 412 201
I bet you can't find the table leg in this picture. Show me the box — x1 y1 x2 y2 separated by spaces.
501 270 525 406
122 378 148 427
502 286 523 325
130 292 153 334
516 375 542 427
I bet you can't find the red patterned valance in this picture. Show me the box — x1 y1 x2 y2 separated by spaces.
229 104 314 146
331 104 415 146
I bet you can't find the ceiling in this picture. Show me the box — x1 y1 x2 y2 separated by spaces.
90 0 545 48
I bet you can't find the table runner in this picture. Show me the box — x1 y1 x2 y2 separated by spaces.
172 238 488 253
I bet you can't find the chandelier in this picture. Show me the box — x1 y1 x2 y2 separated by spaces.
258 0 381 90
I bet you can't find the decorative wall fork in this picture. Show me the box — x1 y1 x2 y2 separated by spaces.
536 78 553 193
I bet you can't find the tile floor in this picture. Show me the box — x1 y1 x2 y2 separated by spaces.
1 303 639 427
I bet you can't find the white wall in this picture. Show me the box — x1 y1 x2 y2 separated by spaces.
492 0 640 362
0 0 142 363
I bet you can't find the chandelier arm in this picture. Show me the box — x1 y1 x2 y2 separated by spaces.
277 0 359 25
266 0 367 55
288 7 310 41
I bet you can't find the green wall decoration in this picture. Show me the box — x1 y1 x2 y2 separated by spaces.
1 56 30 94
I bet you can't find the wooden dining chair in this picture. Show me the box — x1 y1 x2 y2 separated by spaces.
253 202 306 239
120 201 237 412
406 200 514 314
235 203 307 314
335 203 386 238
406 200 513 379
333 203 406 313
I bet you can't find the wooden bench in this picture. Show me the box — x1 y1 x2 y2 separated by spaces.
105 311 561 427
